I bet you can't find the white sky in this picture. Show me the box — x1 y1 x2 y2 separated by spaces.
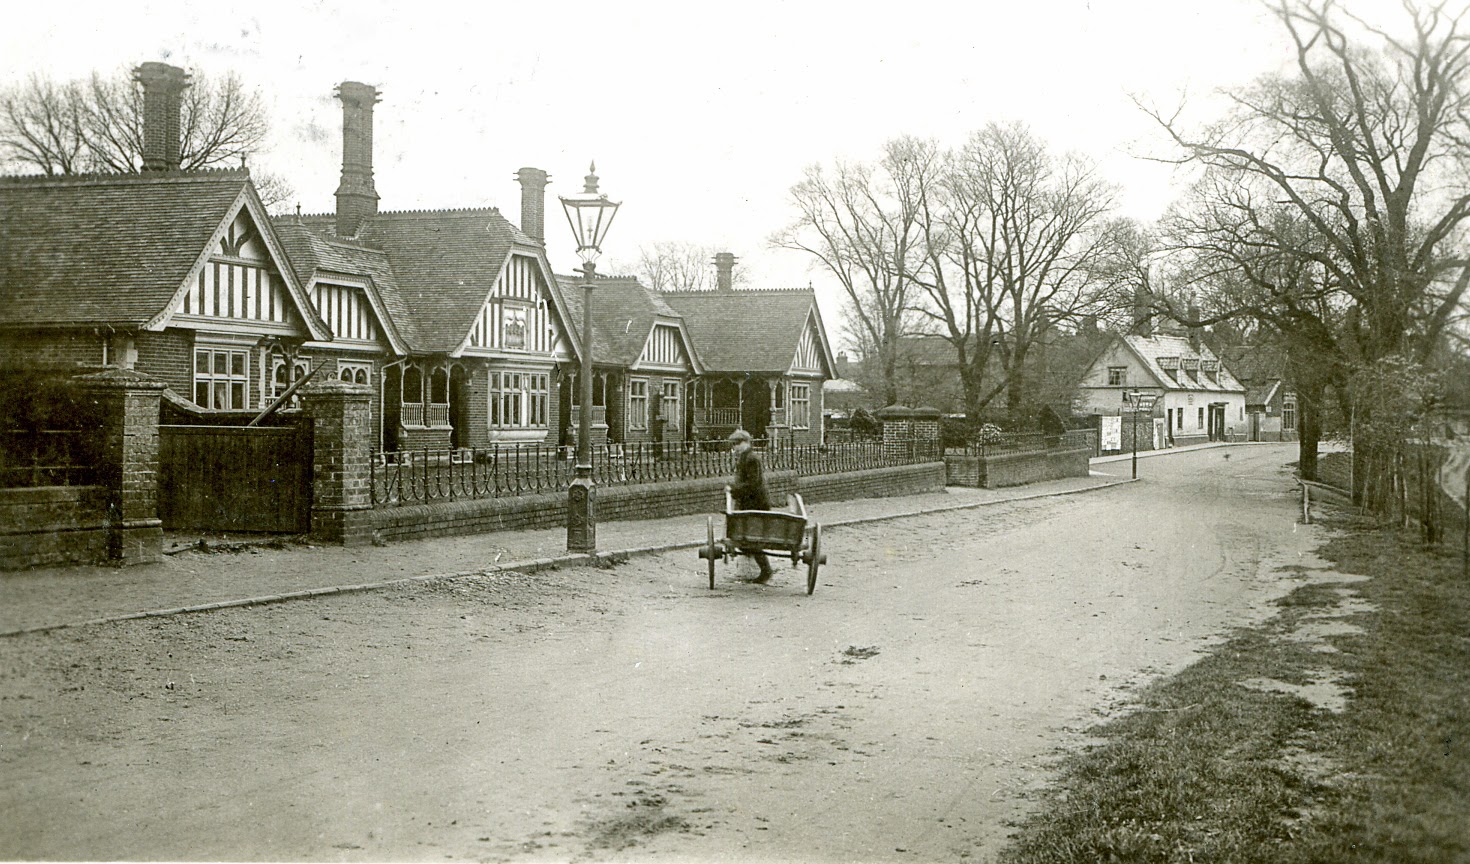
1 0 1441 350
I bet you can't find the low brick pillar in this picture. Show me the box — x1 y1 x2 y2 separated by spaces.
302 380 375 546
75 368 166 565
875 405 916 461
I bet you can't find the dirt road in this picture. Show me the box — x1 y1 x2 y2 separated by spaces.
0 444 1321 862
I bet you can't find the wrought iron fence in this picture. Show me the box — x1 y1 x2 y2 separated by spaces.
0 429 99 488
369 437 945 507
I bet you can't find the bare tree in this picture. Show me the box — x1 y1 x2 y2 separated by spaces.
1144 0 1470 494
630 241 747 292
774 139 931 406
0 66 270 175
0 75 87 174
943 123 1118 427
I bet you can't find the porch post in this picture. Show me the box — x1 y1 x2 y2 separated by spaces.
75 368 165 565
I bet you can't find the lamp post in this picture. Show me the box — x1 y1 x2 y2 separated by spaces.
1123 389 1157 480
561 162 620 554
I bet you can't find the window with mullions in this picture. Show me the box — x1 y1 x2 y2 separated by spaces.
489 371 549 428
791 383 811 429
1107 366 1126 386
271 356 309 406
195 347 249 410
337 361 370 385
1282 395 1297 432
661 381 680 430
629 379 649 430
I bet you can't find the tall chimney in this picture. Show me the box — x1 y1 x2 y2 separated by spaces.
335 82 381 238
1187 303 1202 352
714 252 737 292
135 62 189 172
515 167 549 243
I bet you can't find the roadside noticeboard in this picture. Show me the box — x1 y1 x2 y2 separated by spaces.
1101 415 1122 451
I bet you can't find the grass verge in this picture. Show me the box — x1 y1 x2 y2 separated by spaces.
997 510 1470 863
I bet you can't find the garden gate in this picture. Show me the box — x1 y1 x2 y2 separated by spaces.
158 424 313 533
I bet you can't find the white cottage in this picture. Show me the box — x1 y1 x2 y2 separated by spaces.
1076 333 1247 446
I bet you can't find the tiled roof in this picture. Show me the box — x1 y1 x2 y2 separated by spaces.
1245 380 1281 408
299 208 535 354
660 289 823 374
0 170 251 327
272 220 417 350
1122 334 1245 393
557 275 686 367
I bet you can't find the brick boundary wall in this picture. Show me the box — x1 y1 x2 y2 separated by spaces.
364 462 946 544
945 447 1091 489
0 486 110 569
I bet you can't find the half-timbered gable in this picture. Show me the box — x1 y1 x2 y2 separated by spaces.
636 322 692 372
163 204 319 339
465 253 559 356
789 307 833 377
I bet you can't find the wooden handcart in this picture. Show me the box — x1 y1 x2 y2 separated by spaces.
699 489 826 594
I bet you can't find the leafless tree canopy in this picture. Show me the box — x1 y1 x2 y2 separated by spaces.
0 66 271 175
631 241 746 293
777 127 1118 424
773 139 942 408
1146 0 1470 484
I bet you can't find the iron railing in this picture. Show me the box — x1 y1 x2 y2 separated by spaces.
0 429 98 488
369 437 945 507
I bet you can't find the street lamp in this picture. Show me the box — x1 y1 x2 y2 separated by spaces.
561 162 621 554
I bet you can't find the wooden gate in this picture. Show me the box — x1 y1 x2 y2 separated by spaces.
158 425 313 533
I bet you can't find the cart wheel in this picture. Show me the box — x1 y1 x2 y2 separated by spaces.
706 516 717 590
806 523 822 596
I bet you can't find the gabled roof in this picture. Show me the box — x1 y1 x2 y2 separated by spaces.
1116 334 1246 393
1245 380 1282 408
660 288 834 376
298 208 571 356
0 169 274 328
273 219 414 353
557 275 700 372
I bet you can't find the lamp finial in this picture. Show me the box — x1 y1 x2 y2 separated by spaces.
584 161 599 194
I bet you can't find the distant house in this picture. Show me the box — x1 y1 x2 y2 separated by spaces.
1216 345 1297 442
661 255 836 445
556 274 701 446
1076 331 1247 445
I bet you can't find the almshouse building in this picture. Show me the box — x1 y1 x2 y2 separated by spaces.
662 254 836 445
0 64 336 412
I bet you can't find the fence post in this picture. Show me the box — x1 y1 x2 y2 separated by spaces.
301 380 375 546
912 407 942 461
74 368 166 565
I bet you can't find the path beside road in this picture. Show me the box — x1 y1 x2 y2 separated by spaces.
0 440 1254 636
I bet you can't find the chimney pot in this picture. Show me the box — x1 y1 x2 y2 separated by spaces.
515 167 550 244
135 62 190 172
335 81 381 238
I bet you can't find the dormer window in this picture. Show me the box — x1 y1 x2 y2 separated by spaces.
1157 357 1180 380
1182 358 1200 379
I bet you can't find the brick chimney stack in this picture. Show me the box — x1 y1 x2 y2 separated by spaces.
1187 303 1202 352
135 62 189 172
714 252 737 292
335 82 381 238
515 167 549 243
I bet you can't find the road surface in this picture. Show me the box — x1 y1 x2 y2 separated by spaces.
0 444 1323 861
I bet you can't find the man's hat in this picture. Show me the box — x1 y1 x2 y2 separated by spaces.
727 429 752 444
